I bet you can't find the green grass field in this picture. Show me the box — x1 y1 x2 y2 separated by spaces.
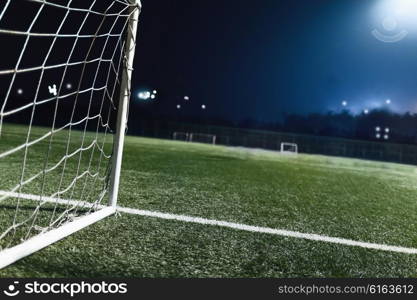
1 124 417 277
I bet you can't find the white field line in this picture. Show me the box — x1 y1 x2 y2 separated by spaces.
1 191 417 255
118 207 417 254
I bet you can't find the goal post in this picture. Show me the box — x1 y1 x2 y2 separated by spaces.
280 142 298 154
0 0 141 269
172 132 190 142
108 0 140 208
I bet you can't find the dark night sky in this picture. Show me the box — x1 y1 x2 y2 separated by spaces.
132 0 417 121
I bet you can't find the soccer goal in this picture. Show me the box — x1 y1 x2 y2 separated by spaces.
280 142 298 154
172 132 190 142
0 0 141 269
189 133 217 145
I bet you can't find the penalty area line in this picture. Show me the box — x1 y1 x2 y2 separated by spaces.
1 191 417 255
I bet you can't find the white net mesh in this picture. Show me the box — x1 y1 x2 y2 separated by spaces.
0 0 139 251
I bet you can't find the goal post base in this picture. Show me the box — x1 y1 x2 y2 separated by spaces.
0 207 116 270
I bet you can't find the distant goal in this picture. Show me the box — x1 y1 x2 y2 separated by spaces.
0 0 141 269
173 132 217 145
280 142 298 154
172 132 190 142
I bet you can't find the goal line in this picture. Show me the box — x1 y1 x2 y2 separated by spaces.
1 191 416 257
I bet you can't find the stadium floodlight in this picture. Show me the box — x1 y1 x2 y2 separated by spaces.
201 104 206 109
17 88 23 95
374 0 417 26
151 94 156 99
364 109 369 114
376 133 381 139
385 127 390 133
280 142 298 154
138 91 151 100
386 99 391 104
371 0 417 42
152 90 157 94
184 96 190 101
48 84 57 96
342 101 348 107
0 0 142 269
384 134 389 140
375 126 381 132
177 104 181 109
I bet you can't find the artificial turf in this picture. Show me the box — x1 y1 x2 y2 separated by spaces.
1 124 417 277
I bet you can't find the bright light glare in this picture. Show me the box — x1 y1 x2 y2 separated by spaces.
382 17 397 31
184 96 190 101
364 109 369 114
375 126 381 132
17 88 23 95
393 0 417 15
342 101 348 107
386 99 391 104
201 104 206 110
374 0 417 30
138 91 151 100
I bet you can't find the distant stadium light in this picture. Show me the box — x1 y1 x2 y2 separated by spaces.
176 104 181 109
384 134 389 140
342 101 348 107
386 99 391 104
375 126 381 132
364 109 369 114
151 94 156 99
184 96 190 101
385 127 390 133
201 104 206 110
152 90 157 94
376 133 381 139
48 84 57 96
138 91 151 100
17 88 23 95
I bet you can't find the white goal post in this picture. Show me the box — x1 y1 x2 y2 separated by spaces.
280 142 298 154
172 131 190 142
0 0 141 269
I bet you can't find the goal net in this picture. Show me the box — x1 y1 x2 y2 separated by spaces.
280 142 298 154
189 133 216 145
0 0 141 268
